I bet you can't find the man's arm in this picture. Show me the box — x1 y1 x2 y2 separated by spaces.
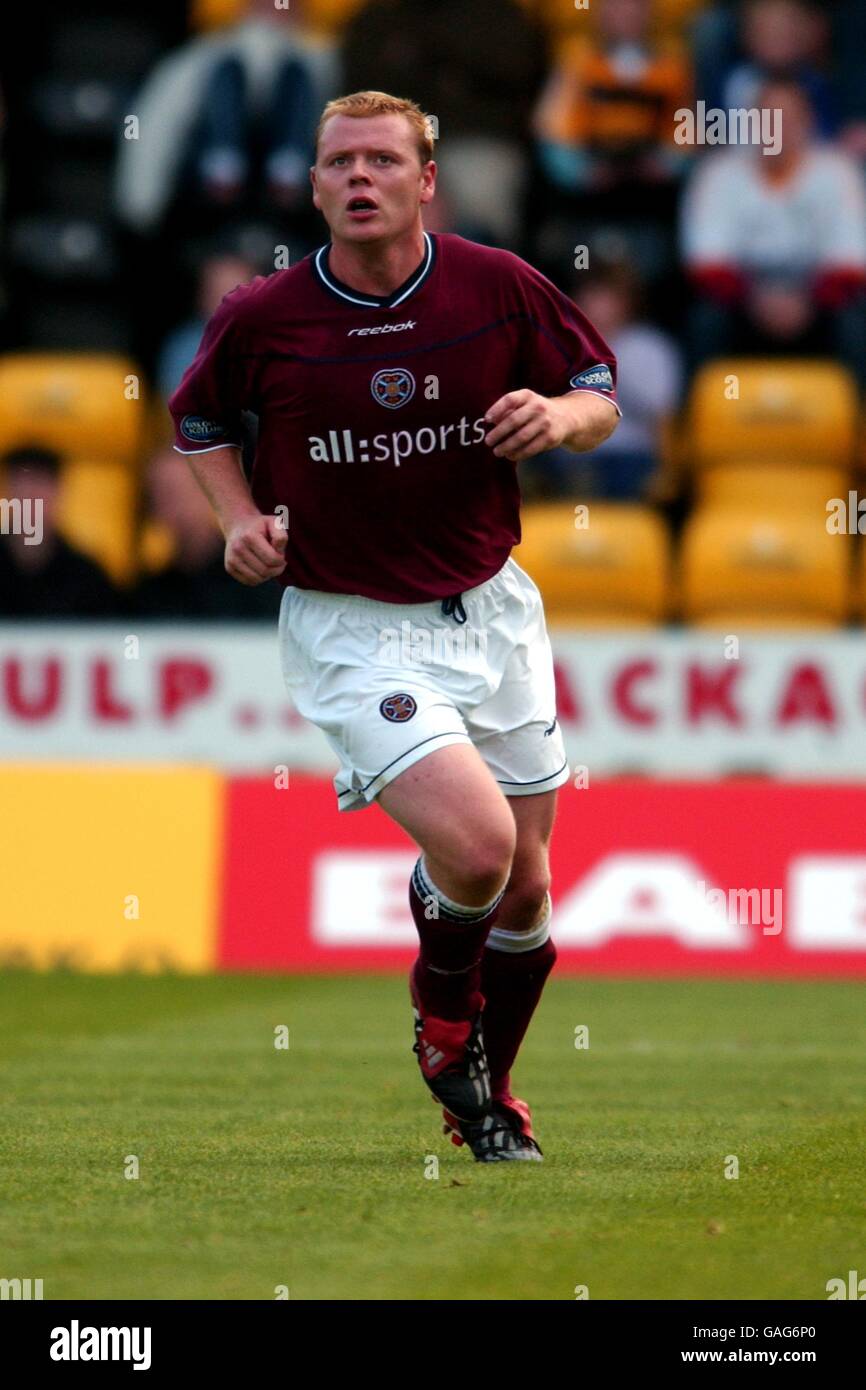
183 445 287 586
484 388 619 463
548 389 620 451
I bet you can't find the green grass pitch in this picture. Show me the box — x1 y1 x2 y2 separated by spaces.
1 971 864 1300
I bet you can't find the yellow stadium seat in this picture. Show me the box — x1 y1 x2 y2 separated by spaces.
58 459 138 586
688 359 858 470
513 501 671 625
698 465 848 514
680 507 850 629
0 353 147 467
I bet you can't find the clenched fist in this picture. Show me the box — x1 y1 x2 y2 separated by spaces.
224 513 288 585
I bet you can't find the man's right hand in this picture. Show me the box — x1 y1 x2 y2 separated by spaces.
224 514 288 585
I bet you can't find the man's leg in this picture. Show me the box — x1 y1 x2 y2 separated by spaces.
481 789 558 1105
376 743 515 1121
377 741 516 1020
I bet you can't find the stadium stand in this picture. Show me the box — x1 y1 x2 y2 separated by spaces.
697 464 848 513
0 354 146 466
686 359 858 470
0 353 147 585
680 508 851 628
2 0 864 626
514 501 672 625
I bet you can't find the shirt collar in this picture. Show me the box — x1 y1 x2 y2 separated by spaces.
312 231 436 309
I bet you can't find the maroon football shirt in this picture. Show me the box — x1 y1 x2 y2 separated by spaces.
169 232 619 603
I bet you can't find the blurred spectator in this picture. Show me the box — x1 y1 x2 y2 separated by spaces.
681 79 866 384
0 447 121 618
523 260 683 501
157 252 257 400
720 1 838 139
341 0 547 247
533 0 693 199
114 0 338 239
692 0 741 113
132 448 281 620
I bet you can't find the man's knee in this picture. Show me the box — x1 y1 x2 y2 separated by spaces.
499 871 551 929
427 820 516 903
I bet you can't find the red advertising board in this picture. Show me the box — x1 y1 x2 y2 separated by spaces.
219 777 866 975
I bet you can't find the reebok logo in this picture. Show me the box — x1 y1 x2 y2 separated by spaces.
347 320 417 337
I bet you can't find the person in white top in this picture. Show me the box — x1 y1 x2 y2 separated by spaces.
114 0 338 236
680 78 866 382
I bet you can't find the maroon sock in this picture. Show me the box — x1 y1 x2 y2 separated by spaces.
479 934 558 1099
408 857 502 1021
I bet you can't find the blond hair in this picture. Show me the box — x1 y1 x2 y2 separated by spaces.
315 91 435 165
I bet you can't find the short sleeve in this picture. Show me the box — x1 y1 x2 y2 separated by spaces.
168 287 253 454
514 257 621 416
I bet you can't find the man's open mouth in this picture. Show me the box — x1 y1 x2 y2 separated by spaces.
347 198 379 214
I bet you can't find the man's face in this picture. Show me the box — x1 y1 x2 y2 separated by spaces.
311 113 435 244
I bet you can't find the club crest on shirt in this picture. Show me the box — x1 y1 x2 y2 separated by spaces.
180 415 227 442
371 368 416 409
569 364 614 392
380 692 417 722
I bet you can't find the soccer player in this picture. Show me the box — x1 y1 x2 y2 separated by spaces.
169 91 620 1162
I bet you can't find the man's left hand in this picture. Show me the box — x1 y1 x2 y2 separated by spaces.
484 390 568 463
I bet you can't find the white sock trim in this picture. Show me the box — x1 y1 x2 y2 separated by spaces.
485 891 552 954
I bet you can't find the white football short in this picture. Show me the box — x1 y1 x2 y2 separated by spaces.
277 555 571 812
